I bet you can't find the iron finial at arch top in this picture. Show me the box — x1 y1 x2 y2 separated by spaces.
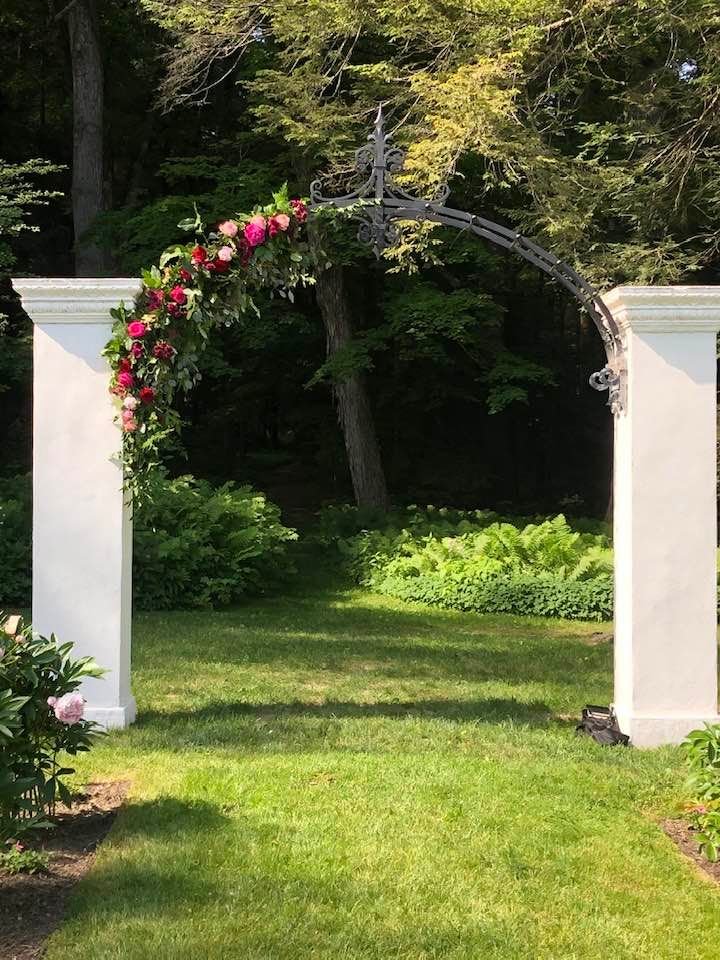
308 105 625 413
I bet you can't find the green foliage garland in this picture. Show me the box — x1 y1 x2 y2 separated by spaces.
104 189 314 501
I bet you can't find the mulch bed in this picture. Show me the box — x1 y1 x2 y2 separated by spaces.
0 781 129 960
663 818 720 885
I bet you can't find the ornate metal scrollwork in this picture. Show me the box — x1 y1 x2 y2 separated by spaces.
309 105 450 256
589 364 623 415
308 104 626 413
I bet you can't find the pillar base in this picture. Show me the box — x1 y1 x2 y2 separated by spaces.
615 710 720 748
85 697 137 730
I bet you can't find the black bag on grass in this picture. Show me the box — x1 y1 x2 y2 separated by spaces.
576 705 629 746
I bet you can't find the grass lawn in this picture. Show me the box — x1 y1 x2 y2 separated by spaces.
45 564 720 959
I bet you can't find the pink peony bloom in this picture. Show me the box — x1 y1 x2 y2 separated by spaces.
49 692 85 725
244 215 267 248
169 285 187 305
117 371 134 389
268 213 291 237
218 220 239 238
127 321 147 339
123 396 139 410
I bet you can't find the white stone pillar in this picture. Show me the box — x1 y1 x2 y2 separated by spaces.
606 286 720 747
12 278 141 729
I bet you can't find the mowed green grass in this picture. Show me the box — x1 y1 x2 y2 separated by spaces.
45 567 720 960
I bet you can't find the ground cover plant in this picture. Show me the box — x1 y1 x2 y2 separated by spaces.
320 505 614 620
37 558 720 960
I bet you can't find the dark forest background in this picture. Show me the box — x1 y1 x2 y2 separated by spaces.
3 0 718 523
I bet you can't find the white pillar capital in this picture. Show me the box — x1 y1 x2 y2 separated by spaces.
607 284 720 747
604 285 720 333
12 276 141 729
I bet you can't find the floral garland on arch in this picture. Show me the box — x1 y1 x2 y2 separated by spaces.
103 189 313 502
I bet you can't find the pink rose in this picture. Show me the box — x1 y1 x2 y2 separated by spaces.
268 213 290 237
123 396 139 410
218 220 239 238
244 215 267 248
169 285 187 305
217 245 234 262
117 371 134 389
127 321 147 339
123 418 138 433
48 692 85 725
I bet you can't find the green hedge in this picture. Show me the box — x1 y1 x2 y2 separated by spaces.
0 474 297 609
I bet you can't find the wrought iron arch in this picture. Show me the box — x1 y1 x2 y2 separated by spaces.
309 107 624 413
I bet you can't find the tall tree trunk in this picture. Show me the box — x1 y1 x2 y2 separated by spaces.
315 265 390 511
66 0 106 276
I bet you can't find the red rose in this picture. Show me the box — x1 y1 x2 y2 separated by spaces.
153 341 175 361
139 386 155 405
191 245 207 264
207 258 230 273
146 289 165 310
131 342 144 358
170 285 187 305
167 301 184 317
179 268 192 283
119 358 132 372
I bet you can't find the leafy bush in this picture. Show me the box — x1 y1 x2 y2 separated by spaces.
0 474 297 610
0 474 31 604
0 614 104 844
321 505 614 621
133 475 297 609
683 725 720 861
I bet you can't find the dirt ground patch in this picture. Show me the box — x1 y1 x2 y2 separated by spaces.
0 781 129 960
663 818 720 885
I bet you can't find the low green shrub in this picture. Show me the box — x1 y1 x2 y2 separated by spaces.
133 475 297 609
0 614 104 844
683 725 720 861
0 474 297 610
322 506 614 621
378 572 613 622
0 842 50 874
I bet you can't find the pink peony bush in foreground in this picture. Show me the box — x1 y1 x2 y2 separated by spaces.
0 614 105 845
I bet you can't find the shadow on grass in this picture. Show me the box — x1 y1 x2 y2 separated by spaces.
130 697 559 753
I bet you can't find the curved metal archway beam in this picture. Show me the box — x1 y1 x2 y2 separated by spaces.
307 106 624 413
